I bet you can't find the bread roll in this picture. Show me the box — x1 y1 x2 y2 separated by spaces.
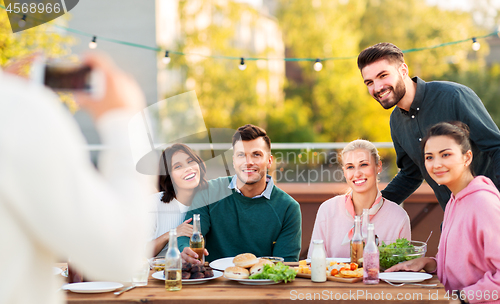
250 259 274 276
233 253 259 268
224 266 250 279
250 259 274 275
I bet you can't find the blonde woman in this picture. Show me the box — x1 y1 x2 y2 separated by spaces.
308 139 411 258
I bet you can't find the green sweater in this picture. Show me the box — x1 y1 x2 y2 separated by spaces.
178 177 302 262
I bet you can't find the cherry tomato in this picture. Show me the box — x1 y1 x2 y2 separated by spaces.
350 263 358 271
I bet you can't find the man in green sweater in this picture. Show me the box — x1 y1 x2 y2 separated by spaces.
179 124 302 263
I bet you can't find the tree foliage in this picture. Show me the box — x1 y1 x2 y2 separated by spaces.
170 0 493 144
0 1 76 110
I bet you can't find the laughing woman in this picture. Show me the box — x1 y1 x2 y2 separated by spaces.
148 144 207 257
308 139 411 258
387 122 500 304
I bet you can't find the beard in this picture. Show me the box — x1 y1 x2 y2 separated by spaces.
235 168 265 185
375 75 406 110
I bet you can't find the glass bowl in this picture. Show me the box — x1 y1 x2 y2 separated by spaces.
260 256 285 264
151 258 165 271
378 240 427 270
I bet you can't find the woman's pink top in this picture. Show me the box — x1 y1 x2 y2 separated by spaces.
436 176 500 304
307 192 411 258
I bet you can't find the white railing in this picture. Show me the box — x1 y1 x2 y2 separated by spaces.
86 142 395 151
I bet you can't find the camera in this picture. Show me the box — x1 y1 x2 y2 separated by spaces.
31 57 105 99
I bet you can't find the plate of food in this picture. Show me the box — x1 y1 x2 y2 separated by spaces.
152 270 223 284
295 259 363 283
379 272 432 283
62 282 123 293
222 253 297 285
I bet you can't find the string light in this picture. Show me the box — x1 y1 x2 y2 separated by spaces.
0 3 495 67
89 36 97 49
313 58 323 71
472 37 480 51
239 57 246 70
162 51 171 64
18 15 26 27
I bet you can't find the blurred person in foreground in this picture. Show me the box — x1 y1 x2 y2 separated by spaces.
307 139 411 259
148 144 208 257
0 53 153 304
179 124 302 263
357 42 500 211
387 122 500 304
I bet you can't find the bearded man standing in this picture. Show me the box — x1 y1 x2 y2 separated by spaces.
358 42 500 210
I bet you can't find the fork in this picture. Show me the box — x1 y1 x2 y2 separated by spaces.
382 279 437 287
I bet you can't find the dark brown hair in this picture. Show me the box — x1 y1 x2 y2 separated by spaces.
357 42 405 71
158 143 207 203
232 124 271 151
422 121 474 174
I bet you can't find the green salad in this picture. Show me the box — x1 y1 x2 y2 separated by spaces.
379 238 418 270
249 262 297 283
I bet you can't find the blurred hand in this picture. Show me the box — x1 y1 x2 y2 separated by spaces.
176 218 193 238
385 257 435 273
4 52 40 78
181 247 209 265
74 52 146 120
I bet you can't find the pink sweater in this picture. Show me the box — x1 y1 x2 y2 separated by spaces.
436 176 500 304
307 193 411 258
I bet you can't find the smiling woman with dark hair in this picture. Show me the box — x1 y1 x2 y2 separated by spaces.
148 143 207 257
387 122 500 304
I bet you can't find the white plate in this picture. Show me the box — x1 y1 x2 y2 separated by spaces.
379 272 433 283
225 276 281 285
53 267 62 275
151 270 223 285
305 257 350 264
62 282 124 293
209 257 235 271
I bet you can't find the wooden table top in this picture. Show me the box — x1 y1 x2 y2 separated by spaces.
64 269 450 304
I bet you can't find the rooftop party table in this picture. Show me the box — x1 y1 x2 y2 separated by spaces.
63 268 450 304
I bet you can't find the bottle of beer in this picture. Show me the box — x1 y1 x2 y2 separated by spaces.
189 214 205 263
350 216 364 267
165 228 182 291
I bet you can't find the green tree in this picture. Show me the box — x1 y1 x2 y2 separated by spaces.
172 1 279 131
0 1 75 110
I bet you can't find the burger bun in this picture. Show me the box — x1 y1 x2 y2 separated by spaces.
224 266 250 279
250 259 274 276
233 253 259 268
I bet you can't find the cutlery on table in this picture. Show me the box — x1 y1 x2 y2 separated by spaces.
114 285 136 296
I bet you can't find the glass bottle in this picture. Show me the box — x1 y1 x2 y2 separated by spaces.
189 214 205 263
350 216 364 267
165 228 182 291
311 240 326 282
363 223 379 284
361 208 370 242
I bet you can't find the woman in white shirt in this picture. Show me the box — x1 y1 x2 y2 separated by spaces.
148 144 207 257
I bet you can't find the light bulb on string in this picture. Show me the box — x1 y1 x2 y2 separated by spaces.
162 51 171 64
89 36 97 49
472 37 480 51
18 15 26 27
313 58 323 71
239 57 246 70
